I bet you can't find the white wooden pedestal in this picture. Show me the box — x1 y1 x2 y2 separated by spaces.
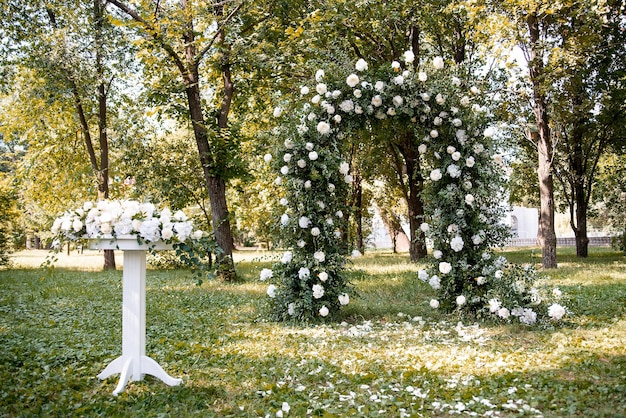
90 237 183 395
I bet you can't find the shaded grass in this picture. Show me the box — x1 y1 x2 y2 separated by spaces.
0 248 624 417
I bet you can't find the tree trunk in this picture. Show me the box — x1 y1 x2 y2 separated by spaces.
527 12 557 269
94 0 115 271
396 135 427 262
185 80 236 281
353 172 364 253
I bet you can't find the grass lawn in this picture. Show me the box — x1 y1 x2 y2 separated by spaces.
1 247 625 417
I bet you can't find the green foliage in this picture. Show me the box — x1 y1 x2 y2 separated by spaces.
0 177 17 266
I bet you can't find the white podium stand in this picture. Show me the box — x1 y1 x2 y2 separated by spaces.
90 236 183 395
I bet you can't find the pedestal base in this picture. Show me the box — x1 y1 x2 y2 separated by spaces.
98 355 183 396
91 238 182 396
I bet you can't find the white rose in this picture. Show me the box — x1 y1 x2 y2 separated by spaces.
371 95 383 107
309 151 319 161
433 56 444 69
267 285 277 298
264 153 272 162
346 74 359 88
430 299 440 309
439 262 452 274
319 306 329 317
430 169 442 181
456 295 466 306
433 250 443 259
355 58 368 72
403 50 415 63
317 121 330 135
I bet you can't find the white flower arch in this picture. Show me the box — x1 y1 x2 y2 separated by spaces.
262 53 566 324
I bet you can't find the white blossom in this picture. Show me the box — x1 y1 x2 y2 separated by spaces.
439 262 452 274
319 306 329 317
317 121 331 135
498 307 510 319
430 169 442 181
260 268 273 281
447 164 462 178
298 267 310 280
355 58 368 72
312 284 325 299
548 303 566 320
429 275 441 290
403 50 415 63
489 298 501 313
433 56 444 69
267 285 277 298
314 251 326 262
339 293 350 305
430 299 440 309
299 216 311 228
450 236 464 252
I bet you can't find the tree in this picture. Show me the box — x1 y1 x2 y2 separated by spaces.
549 1 626 257
106 0 255 280
2 0 136 268
476 0 625 264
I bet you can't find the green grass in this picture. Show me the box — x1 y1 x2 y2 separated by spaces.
1 248 625 417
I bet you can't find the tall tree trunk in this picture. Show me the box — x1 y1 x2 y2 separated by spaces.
400 147 427 261
94 0 115 270
390 136 427 261
353 172 364 253
569 131 590 257
184 79 236 280
527 12 557 268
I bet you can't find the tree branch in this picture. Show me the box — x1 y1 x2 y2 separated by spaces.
105 0 187 76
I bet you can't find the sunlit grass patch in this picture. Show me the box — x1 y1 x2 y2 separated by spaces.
1 248 625 416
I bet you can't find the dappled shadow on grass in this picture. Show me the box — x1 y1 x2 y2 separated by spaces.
1 254 625 416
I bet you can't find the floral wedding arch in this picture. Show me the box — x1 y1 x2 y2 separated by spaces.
262 52 566 324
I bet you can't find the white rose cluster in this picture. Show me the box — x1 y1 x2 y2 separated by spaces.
51 199 202 244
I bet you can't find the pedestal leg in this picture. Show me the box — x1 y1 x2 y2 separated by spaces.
99 249 182 395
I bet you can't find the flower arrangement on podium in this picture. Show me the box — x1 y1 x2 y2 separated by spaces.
51 200 203 244
50 199 217 282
